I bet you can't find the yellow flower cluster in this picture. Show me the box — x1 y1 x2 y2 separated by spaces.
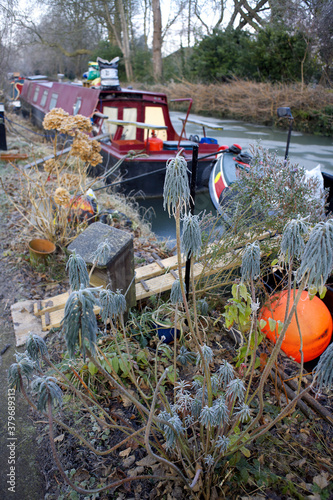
70 131 102 167
54 187 71 206
43 108 92 135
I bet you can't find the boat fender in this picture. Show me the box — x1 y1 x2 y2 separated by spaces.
215 145 229 159
260 290 332 363
235 152 252 164
228 144 242 154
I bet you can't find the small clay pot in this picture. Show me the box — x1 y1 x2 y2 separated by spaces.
29 238 56 265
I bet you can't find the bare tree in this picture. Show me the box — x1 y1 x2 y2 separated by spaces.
88 0 134 80
152 0 163 81
0 0 18 86
14 0 102 77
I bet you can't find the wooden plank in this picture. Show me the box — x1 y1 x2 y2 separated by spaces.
89 269 109 288
34 291 69 316
134 231 276 284
34 269 109 317
41 304 101 331
11 300 46 347
135 249 243 300
135 254 185 281
0 153 29 161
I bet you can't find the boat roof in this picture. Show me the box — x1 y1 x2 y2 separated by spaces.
26 75 48 80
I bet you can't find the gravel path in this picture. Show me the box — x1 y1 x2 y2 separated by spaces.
0 193 46 499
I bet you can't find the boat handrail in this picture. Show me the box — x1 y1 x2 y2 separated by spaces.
106 118 167 130
178 117 224 131
94 111 109 119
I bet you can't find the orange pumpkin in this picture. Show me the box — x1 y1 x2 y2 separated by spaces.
260 290 332 363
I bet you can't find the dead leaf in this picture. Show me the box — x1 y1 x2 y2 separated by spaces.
119 446 131 458
136 455 158 467
128 466 144 477
313 472 329 489
54 433 64 443
122 455 135 468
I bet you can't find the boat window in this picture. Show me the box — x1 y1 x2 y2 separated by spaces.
49 93 58 110
102 106 118 136
122 108 137 140
144 107 167 140
73 97 82 115
27 85 34 100
40 90 48 107
33 86 40 103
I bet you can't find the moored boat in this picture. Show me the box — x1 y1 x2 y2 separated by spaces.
209 144 253 213
19 70 224 198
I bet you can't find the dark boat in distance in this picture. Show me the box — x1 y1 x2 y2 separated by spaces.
20 76 224 198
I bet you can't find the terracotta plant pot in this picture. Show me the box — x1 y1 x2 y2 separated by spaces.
28 238 56 265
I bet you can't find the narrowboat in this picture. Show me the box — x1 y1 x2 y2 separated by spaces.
19 74 224 198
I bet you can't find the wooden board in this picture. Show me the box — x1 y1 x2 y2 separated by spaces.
135 253 185 281
34 291 69 316
135 249 242 300
11 300 46 347
40 304 101 331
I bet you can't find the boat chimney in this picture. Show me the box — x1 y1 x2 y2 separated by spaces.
57 73 64 82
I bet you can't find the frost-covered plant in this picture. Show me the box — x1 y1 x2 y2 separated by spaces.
163 149 190 217
312 343 333 393
279 217 309 263
229 144 326 234
66 250 89 290
217 360 235 387
297 218 333 294
181 213 202 258
225 377 246 402
8 352 35 391
1 109 103 246
241 241 260 282
26 332 49 367
196 343 213 366
177 346 196 365
91 241 112 267
32 376 63 411
156 349 254 480
61 286 100 359
99 288 126 325
170 279 184 304
197 298 209 316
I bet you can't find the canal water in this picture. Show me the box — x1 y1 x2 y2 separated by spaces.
139 111 333 243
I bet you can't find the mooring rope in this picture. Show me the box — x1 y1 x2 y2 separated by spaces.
4 116 55 139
